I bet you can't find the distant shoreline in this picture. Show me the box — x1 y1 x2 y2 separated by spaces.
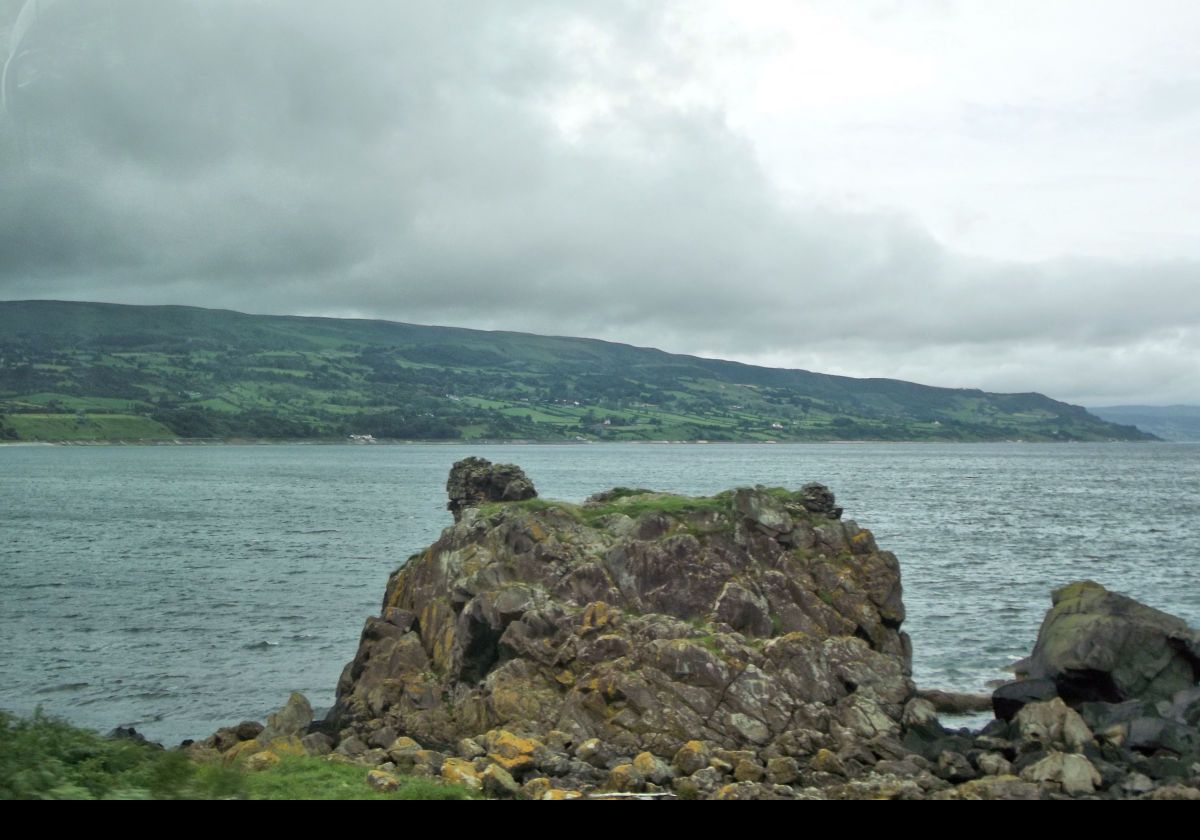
0 437 1171 447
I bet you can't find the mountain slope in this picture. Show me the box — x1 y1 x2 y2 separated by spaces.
0 300 1155 442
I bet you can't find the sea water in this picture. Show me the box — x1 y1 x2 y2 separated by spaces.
2 442 1197 744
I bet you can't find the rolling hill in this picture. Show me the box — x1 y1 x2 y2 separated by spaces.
0 300 1155 443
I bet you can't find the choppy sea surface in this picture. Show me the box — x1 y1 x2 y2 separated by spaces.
2 442 1197 745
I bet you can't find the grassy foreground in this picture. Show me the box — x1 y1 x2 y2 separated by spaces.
0 711 473 800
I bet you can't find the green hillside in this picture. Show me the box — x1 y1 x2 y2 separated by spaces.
0 300 1155 443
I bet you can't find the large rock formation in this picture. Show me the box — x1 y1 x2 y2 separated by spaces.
329 459 913 789
195 463 1200 799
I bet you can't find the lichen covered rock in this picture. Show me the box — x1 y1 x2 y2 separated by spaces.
330 462 913 770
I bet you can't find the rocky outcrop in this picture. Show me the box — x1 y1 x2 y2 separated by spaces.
327 459 914 796
962 581 1200 800
1011 581 1200 705
188 466 1200 799
445 457 537 523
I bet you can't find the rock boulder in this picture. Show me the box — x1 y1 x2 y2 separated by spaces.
331 463 913 765
1012 581 1200 705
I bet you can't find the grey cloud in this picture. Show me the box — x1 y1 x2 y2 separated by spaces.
0 0 1196 405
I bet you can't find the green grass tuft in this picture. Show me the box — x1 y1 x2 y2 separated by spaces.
0 710 474 800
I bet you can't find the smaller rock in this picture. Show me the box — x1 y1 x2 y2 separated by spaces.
413 749 446 774
301 732 334 756
361 748 389 766
902 698 939 728
766 756 799 785
936 751 976 783
690 766 725 793
485 730 541 776
366 769 400 792
733 759 766 783
262 692 313 739
809 748 847 777
234 720 265 741
482 764 522 799
245 750 281 772
1020 751 1102 796
800 483 842 519
522 777 553 799
607 763 644 792
1015 698 1095 752
210 727 240 753
576 737 616 769
633 752 674 786
458 737 485 759
672 740 711 776
1119 772 1157 795
949 776 1041 801
334 735 369 758
442 757 483 790
368 727 397 750
976 752 1012 777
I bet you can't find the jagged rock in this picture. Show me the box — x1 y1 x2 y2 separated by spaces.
633 751 674 785
330 463 913 769
442 758 483 790
673 740 710 775
245 750 281 771
936 750 976 783
799 483 842 519
901 698 939 730
764 756 798 784
446 456 537 523
301 732 333 756
1020 751 1102 796
1014 698 1095 752
262 692 313 740
482 764 522 798
607 763 644 792
810 748 847 777
366 769 400 792
1014 581 1200 705
235 720 265 741
943 776 1041 801
976 752 1012 777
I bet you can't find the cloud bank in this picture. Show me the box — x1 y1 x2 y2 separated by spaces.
1 0 1196 405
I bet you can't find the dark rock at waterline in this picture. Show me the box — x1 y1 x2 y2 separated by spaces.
445 456 537 523
1013 581 1200 705
106 726 162 748
992 678 1059 722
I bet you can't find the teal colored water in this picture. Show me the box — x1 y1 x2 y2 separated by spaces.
2 442 1198 744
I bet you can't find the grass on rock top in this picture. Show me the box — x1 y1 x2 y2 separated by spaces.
477 489 739 528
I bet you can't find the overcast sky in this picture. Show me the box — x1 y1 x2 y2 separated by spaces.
1 0 1197 405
